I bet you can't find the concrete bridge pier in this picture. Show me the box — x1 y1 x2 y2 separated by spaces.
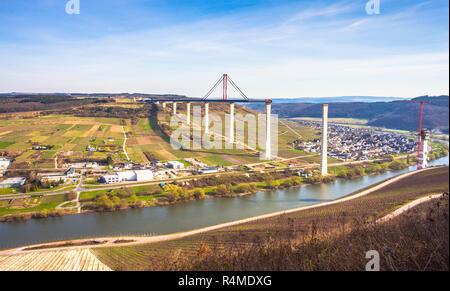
204 103 209 133
173 102 177 115
186 102 191 125
162 102 166 109
229 103 235 143
320 104 328 176
264 101 272 160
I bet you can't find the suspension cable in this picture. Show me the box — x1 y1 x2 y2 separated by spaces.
228 76 249 101
202 75 224 100
202 74 250 101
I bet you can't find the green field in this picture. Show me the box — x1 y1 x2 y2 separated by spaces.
0 194 67 216
0 114 126 168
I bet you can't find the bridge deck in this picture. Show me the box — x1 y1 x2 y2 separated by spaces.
144 98 270 103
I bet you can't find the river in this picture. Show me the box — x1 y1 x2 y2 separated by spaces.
0 155 448 250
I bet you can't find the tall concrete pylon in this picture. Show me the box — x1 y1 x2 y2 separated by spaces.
186 102 191 125
320 104 328 176
204 103 209 134
229 103 235 143
264 101 272 160
162 102 166 109
173 102 177 115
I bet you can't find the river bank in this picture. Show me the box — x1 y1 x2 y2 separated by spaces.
0 155 448 250
0 155 435 223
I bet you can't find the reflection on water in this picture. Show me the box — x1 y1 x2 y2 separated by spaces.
0 155 448 249
298 198 330 202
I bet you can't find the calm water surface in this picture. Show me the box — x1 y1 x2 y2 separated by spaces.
0 155 448 249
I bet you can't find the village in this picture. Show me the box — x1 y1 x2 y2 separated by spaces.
293 121 416 161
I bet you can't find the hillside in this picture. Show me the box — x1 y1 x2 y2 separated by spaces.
413 95 449 107
248 95 449 133
0 98 316 169
0 95 97 114
0 94 193 114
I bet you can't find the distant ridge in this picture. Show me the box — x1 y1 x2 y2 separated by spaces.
0 93 187 99
266 96 406 103
247 95 449 133
0 94 404 103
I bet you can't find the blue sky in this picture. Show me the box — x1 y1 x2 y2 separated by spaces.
0 0 448 98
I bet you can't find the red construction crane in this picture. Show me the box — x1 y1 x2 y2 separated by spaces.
223 74 228 100
399 100 433 169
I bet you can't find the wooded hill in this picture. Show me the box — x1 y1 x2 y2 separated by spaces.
248 95 449 133
0 95 96 113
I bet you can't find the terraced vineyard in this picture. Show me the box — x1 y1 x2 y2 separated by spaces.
0 249 111 271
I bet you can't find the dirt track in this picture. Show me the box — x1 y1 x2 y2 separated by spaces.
376 193 444 223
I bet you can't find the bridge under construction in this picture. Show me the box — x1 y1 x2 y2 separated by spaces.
144 74 274 160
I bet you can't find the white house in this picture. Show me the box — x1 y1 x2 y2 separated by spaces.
0 159 11 170
66 168 76 178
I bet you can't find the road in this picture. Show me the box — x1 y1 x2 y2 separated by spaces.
0 155 411 201
0 173 85 201
122 126 130 161
56 171 83 212
280 119 302 139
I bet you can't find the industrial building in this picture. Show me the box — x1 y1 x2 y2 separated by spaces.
166 161 185 169
0 177 26 189
102 174 120 184
38 168 76 182
199 166 220 174
101 170 154 184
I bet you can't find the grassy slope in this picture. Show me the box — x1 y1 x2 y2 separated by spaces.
93 166 449 270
